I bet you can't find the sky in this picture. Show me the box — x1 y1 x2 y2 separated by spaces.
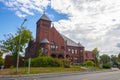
0 0 120 55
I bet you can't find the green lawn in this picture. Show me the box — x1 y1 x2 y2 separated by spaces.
0 66 86 75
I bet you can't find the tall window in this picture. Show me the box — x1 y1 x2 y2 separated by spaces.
68 48 71 52
41 48 48 55
44 48 48 55
80 57 83 63
75 49 77 54
56 46 58 50
74 57 78 63
80 50 82 53
72 49 74 54
51 45 56 51
50 42 58 52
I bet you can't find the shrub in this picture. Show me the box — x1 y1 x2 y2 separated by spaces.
0 58 4 65
83 60 95 67
24 56 63 67
103 63 111 69
64 64 70 68
52 59 63 67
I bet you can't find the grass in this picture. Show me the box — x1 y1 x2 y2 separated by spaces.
0 66 86 75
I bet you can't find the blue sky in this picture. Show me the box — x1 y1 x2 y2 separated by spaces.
0 3 68 40
0 0 120 55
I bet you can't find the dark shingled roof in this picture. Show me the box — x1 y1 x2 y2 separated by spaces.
61 35 84 47
40 13 51 21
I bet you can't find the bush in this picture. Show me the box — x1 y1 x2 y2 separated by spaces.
64 64 70 68
0 58 4 65
24 56 63 67
83 60 95 67
103 63 111 69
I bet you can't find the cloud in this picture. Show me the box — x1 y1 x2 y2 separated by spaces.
116 43 120 48
51 0 120 55
15 11 27 18
0 0 50 17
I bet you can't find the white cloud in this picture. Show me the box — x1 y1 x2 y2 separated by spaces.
15 11 27 18
0 0 50 17
52 0 120 55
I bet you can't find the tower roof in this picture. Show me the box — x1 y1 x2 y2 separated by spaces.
40 13 51 21
40 38 49 44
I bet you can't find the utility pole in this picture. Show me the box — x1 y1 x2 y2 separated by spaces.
16 19 27 73
28 57 31 74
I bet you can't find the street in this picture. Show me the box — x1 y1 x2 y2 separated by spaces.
0 70 120 80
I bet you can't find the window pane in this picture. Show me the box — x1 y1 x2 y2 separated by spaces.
72 49 74 54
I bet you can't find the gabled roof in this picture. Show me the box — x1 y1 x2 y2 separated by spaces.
40 13 51 21
61 35 84 47
40 38 49 44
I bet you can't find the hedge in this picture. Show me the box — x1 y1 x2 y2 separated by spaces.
25 56 63 67
83 60 95 67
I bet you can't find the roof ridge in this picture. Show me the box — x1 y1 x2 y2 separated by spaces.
62 34 77 44
61 34 84 47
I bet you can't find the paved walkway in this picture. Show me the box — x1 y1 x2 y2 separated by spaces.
111 68 120 71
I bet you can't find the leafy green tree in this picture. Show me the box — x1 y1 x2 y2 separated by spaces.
118 53 120 62
117 53 120 66
100 54 111 68
92 48 99 65
110 55 118 66
100 54 110 64
0 51 3 58
0 27 33 66
0 51 4 65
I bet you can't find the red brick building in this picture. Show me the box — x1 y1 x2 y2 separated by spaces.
25 13 95 64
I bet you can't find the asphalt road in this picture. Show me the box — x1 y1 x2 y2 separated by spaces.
0 70 120 80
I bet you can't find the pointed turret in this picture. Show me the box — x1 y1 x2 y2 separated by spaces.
40 12 51 21
37 12 51 23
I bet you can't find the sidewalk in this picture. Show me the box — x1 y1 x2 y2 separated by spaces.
111 68 120 71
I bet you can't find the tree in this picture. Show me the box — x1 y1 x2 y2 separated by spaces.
92 48 99 65
117 53 120 66
100 54 111 68
100 54 110 64
110 55 118 66
0 27 33 66
118 53 120 62
0 51 4 66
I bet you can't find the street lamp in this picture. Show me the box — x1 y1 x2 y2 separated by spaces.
16 19 27 73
